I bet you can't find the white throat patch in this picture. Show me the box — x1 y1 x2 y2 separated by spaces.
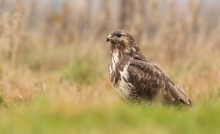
109 50 119 75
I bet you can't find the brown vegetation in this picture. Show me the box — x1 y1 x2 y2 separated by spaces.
0 0 220 109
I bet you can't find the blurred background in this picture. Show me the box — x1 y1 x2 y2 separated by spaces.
0 0 220 133
0 0 220 65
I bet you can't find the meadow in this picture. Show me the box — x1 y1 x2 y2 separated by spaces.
0 0 220 134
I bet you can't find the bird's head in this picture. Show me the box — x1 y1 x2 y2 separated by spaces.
106 30 140 56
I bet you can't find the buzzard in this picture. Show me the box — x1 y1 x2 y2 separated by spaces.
106 30 193 106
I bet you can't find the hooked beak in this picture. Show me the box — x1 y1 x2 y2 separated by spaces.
106 34 112 42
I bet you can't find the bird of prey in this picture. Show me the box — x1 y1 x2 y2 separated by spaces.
106 30 193 106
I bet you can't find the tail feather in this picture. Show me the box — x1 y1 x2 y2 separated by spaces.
188 99 194 107
174 85 193 107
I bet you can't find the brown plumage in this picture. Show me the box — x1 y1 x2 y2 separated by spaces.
106 30 193 106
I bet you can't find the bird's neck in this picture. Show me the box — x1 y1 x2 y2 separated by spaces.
110 41 146 62
111 49 123 63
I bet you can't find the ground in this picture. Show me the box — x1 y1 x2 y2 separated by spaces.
0 44 219 134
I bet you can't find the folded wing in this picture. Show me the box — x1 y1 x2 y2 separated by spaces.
128 58 192 105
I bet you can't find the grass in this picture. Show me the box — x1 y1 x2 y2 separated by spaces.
0 0 220 134
0 45 219 134
62 57 101 85
0 89 7 108
1 97 220 134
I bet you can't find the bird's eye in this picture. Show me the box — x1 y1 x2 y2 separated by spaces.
116 34 121 38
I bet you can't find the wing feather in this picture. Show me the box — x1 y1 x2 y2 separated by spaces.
128 58 191 105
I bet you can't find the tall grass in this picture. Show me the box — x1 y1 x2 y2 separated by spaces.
0 0 220 133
